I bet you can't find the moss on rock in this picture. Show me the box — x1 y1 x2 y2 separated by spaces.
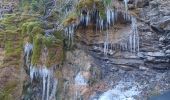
31 34 43 65
0 81 18 100
62 13 78 27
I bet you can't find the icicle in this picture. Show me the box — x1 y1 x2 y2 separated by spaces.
49 79 57 100
111 10 115 25
41 67 49 100
129 35 133 52
64 24 75 47
30 65 35 82
106 8 111 25
42 73 46 100
24 43 33 65
125 42 128 51
46 75 50 100
135 0 138 8
104 31 109 56
86 12 90 26
29 66 57 100
131 17 139 53
99 19 104 31
80 13 84 23
124 0 129 13
123 0 129 21
133 32 136 52
113 9 118 23
137 33 140 52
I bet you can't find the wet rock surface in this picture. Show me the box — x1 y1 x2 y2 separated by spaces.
69 0 170 99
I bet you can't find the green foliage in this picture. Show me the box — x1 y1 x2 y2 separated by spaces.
76 0 106 20
31 34 43 65
20 0 52 15
0 14 20 30
53 31 64 41
77 0 105 11
102 0 112 6
2 30 22 68
21 21 44 42
42 36 55 47
26 22 42 34
31 1 39 12
1 0 65 68
4 41 13 55
46 9 60 21
62 13 78 26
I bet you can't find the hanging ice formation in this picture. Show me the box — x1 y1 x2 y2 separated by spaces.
24 42 33 66
30 66 57 100
80 10 90 27
105 8 118 28
104 31 109 56
64 24 75 46
109 17 139 53
24 42 57 100
130 16 139 52
102 0 140 55
123 0 130 21
106 8 111 26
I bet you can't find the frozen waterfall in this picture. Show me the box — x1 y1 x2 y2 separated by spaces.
30 66 57 100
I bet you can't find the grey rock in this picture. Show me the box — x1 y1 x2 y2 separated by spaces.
165 50 170 54
146 56 155 62
159 36 166 42
147 52 165 57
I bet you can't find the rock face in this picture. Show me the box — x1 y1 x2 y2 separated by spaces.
0 0 170 100
63 0 170 99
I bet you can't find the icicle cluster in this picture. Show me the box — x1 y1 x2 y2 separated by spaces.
106 8 117 26
64 24 75 46
123 0 132 21
24 42 58 100
80 11 90 27
24 42 33 66
99 8 118 31
130 17 139 52
100 15 140 56
101 0 140 55
124 0 129 14
30 66 57 100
